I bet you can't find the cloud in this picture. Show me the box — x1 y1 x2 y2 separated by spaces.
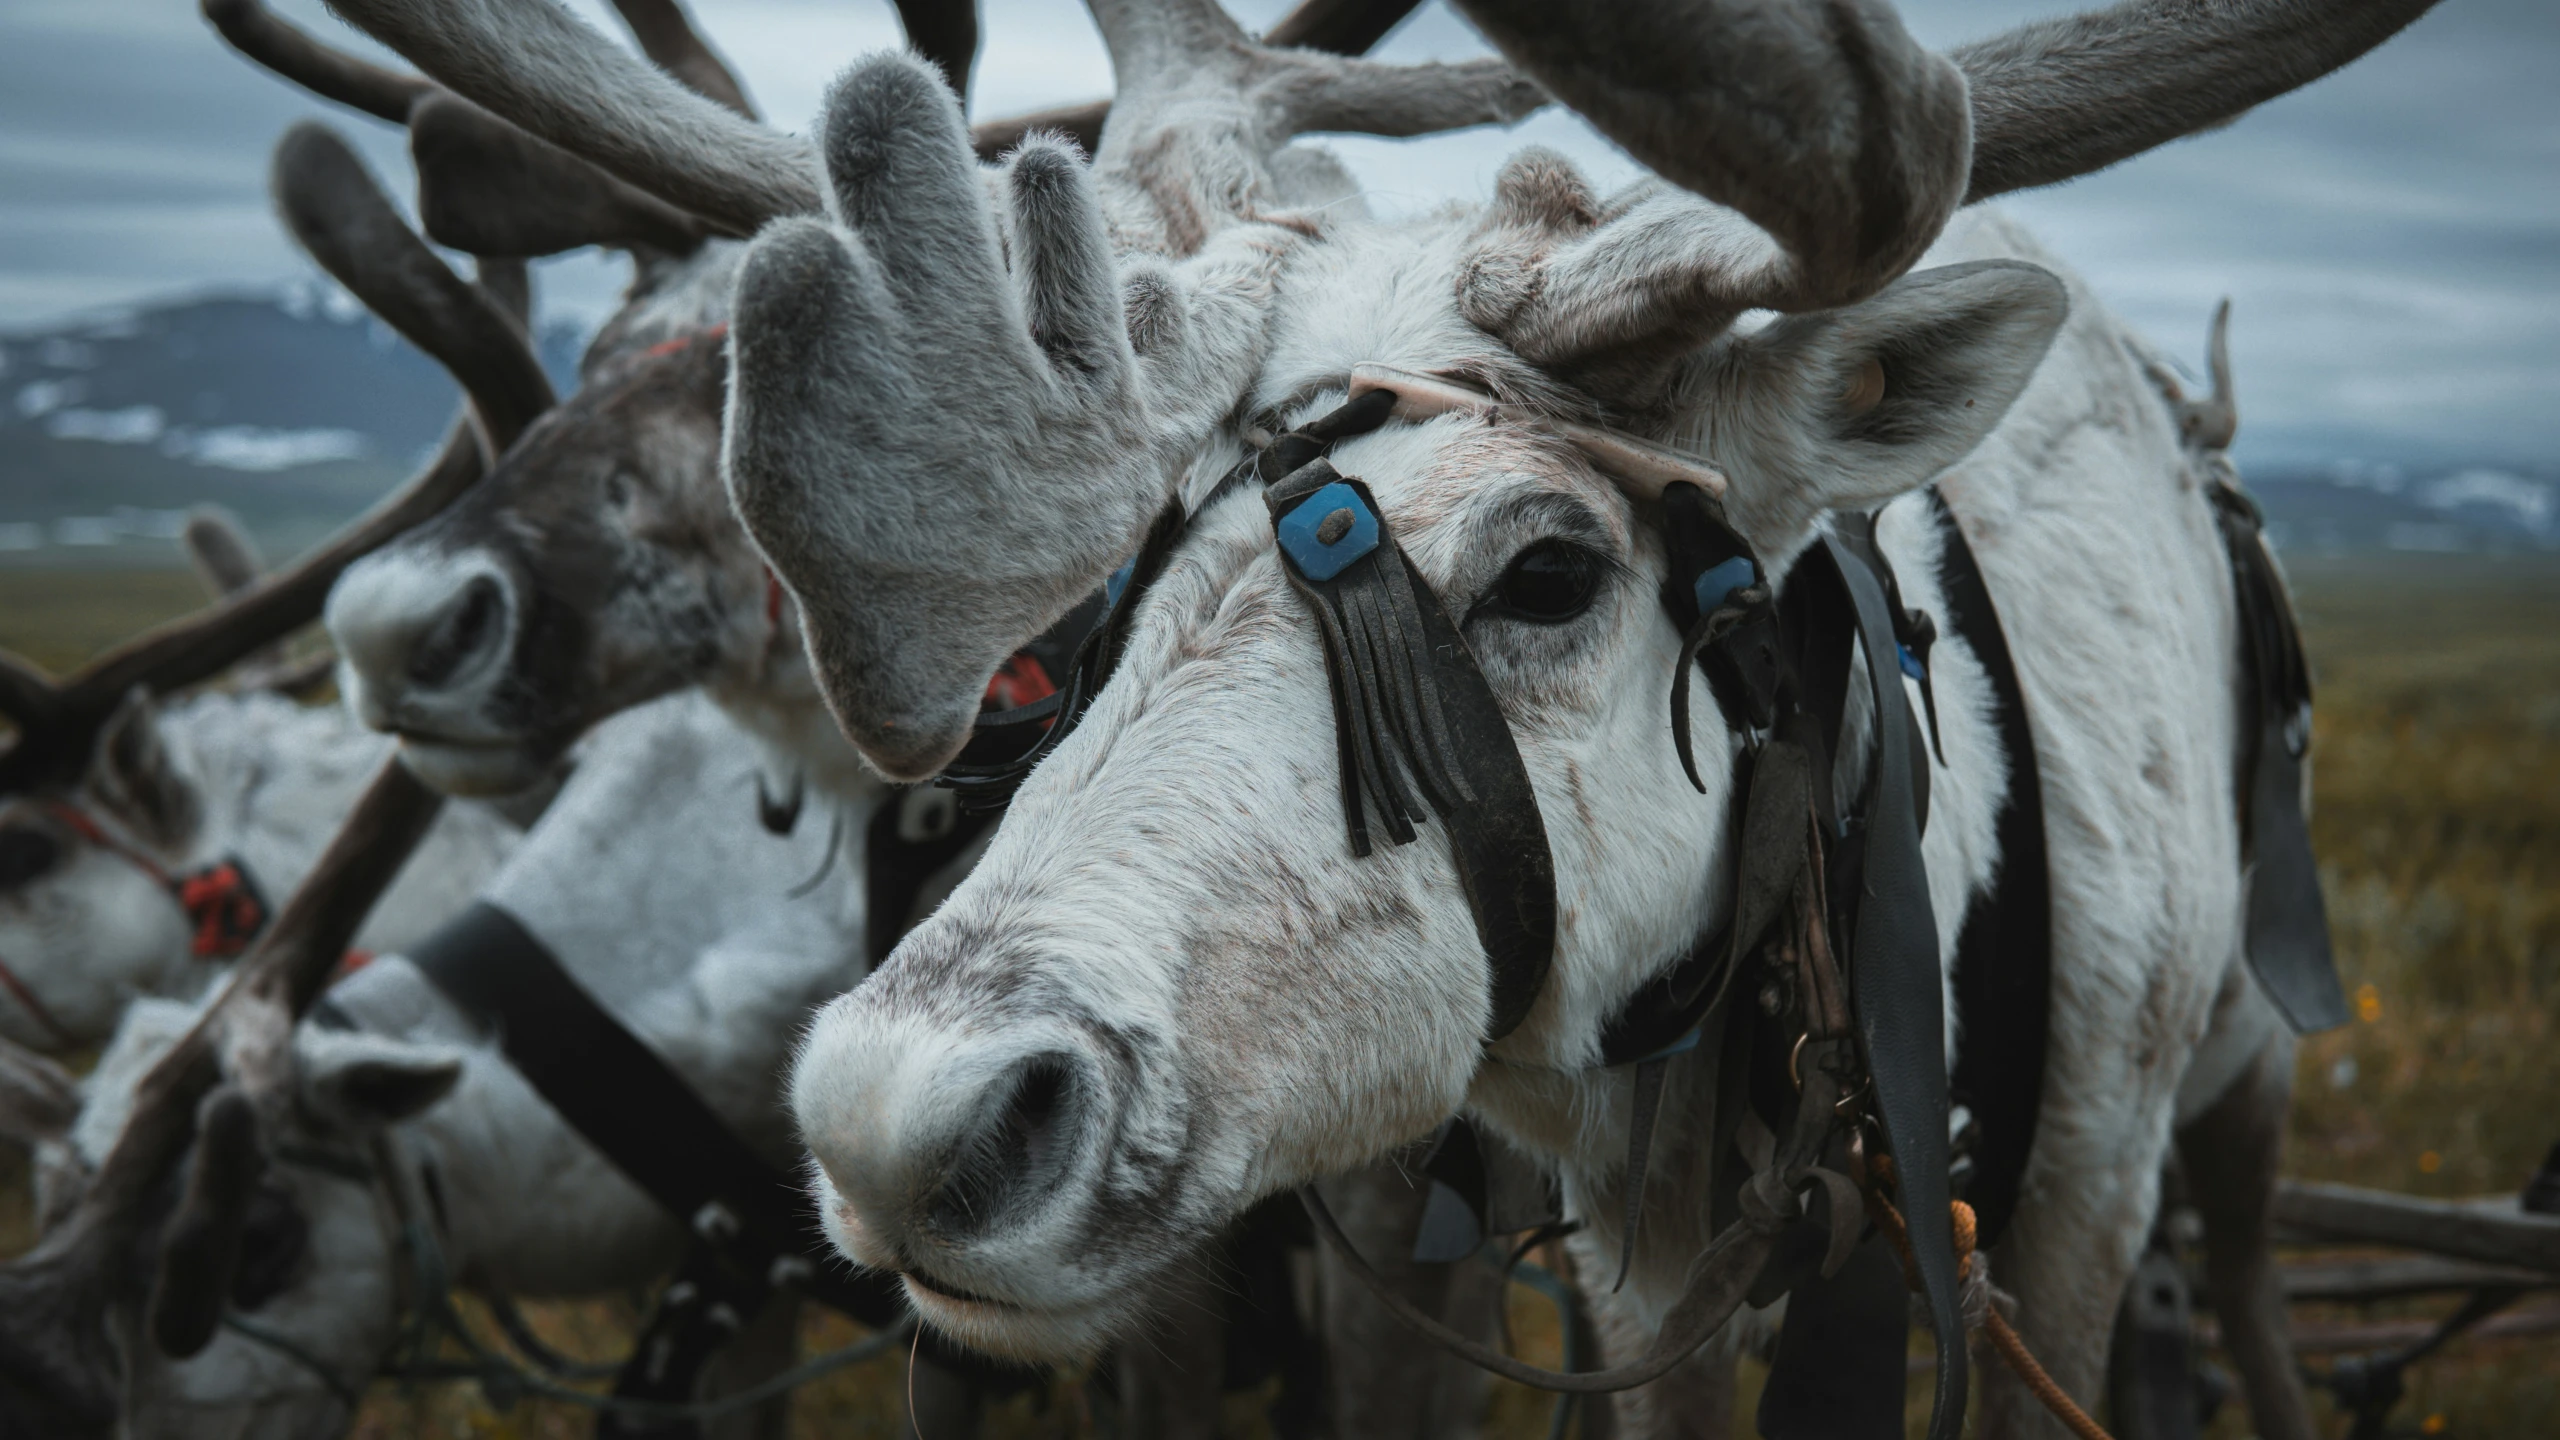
0 0 2550 467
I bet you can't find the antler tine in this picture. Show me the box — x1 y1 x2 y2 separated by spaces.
2178 297 2239 451
273 122 555 451
327 0 821 236
1958 0 2442 202
1450 1 1969 315
607 0 758 119
202 0 432 124
892 0 983 102
966 0 1430 160
1075 0 1544 251
0 652 63 736
408 91 714 257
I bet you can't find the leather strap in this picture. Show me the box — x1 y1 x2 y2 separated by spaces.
1266 464 1557 1042
1818 533 1966 1440
2209 483 2348 1033
405 903 907 1331
1929 489 2052 1249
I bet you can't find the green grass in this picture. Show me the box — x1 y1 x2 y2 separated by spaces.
2 555 2552 1437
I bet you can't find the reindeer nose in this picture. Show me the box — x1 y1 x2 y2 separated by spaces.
793 1007 1101 1272
925 1053 1084 1236
326 549 518 728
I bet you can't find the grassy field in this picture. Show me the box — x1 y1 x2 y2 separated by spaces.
3 554 2554 1437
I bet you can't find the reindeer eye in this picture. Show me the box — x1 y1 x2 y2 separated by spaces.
0 825 61 889
604 473 636 509
1489 540 1603 624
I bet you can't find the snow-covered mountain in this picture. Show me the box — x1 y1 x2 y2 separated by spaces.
1 286 581 564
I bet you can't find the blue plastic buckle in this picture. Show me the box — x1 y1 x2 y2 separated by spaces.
1692 556 1757 616
1276 481 1381 582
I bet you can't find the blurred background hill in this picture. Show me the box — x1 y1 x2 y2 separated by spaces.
4 282 2552 575
0 285 582 567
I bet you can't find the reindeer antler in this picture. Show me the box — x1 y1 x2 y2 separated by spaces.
324 0 1544 243
206 0 764 255
0 126 553 793
606 0 760 119
1444 0 2439 405
202 0 432 122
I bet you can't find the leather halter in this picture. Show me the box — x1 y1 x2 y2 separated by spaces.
947 388 1557 1043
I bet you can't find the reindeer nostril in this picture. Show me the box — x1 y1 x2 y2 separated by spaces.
929 1054 1080 1236
407 575 508 689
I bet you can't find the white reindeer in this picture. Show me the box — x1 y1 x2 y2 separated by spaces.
309 2 2436 1436
3 691 874 1440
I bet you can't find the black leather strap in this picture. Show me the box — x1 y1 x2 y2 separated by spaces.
1266 464 1557 1041
1818 534 1966 1440
402 904 962 1336
1930 489 2052 1249
2209 483 2348 1033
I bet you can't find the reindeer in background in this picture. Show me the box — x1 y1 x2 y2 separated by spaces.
3 691 874 1440
0 67 567 1053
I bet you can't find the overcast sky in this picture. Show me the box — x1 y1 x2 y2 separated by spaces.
0 0 2549 468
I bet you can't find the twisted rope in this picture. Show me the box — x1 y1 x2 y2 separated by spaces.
1867 1156 2113 1440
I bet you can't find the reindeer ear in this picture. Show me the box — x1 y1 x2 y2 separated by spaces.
1681 260 2069 552
85 688 198 849
297 1031 465 1128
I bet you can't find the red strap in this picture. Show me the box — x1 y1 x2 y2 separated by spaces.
50 802 268 960
175 860 269 960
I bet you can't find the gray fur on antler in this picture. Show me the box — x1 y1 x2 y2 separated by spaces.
1956 0 2444 201
327 0 824 232
725 58 1280 777
1442 0 2440 405
1451 0 1971 315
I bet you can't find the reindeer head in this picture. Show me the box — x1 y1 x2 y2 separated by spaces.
26 997 463 1439
322 0 2437 1367
325 256 775 797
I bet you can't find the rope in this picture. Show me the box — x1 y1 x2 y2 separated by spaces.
1866 1156 2113 1440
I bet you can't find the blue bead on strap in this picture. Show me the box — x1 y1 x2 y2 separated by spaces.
1898 643 1927 681
1692 555 1758 615
1276 482 1381 582
1105 557 1136 608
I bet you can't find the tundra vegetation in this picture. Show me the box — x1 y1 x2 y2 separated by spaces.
6 551 2551 1436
